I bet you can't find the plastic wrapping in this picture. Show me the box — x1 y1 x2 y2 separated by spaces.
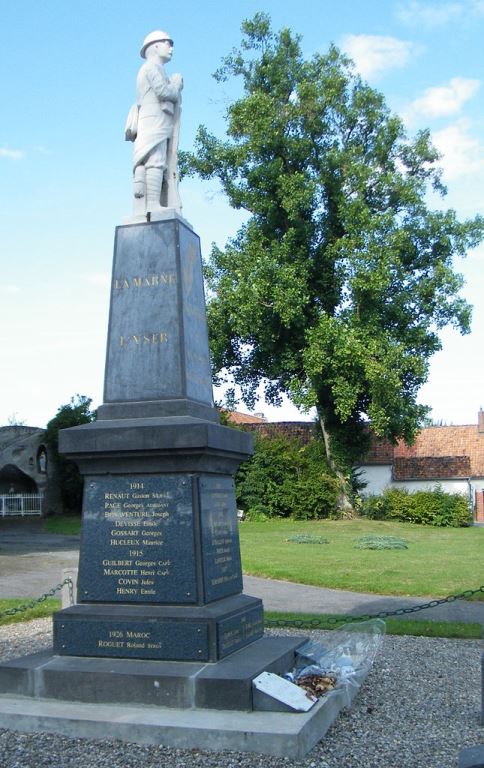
289 619 386 706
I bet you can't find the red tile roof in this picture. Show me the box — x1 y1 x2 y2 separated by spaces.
224 411 267 424
393 455 471 480
364 418 484 478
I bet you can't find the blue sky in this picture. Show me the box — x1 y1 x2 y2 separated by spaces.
1 0 483 427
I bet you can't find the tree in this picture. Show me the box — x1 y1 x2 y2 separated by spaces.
182 14 483 490
235 429 340 520
43 395 96 514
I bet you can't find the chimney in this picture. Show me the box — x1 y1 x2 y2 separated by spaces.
479 409 484 434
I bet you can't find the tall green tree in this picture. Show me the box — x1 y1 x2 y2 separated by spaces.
43 395 95 514
182 14 483 484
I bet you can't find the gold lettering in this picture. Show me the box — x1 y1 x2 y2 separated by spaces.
113 273 176 290
119 332 169 348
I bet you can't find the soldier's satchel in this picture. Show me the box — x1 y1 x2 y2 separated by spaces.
125 104 139 141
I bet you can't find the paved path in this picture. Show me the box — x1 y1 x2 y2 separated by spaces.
1 519 483 627
0 519 79 598
243 576 484 627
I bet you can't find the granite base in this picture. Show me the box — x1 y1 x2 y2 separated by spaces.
53 595 264 662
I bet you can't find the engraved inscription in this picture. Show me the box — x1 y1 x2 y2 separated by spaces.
218 609 264 656
78 475 197 604
119 332 169 348
97 628 162 652
55 618 210 660
200 477 243 602
114 272 177 290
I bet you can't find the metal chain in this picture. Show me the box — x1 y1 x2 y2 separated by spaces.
1 580 483 628
0 578 73 619
265 584 484 628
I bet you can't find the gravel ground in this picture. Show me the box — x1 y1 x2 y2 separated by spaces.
0 619 482 768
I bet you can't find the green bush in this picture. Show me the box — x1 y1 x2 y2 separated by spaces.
354 535 408 550
236 432 340 520
362 486 472 527
286 534 329 544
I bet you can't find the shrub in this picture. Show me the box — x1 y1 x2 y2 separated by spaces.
286 534 330 544
362 486 472 527
236 432 341 520
354 535 408 550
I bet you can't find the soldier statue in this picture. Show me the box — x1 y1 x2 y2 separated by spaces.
125 30 183 216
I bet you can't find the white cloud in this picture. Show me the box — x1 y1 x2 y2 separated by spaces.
397 1 464 26
341 34 414 80
0 147 24 160
0 285 20 294
398 1 484 24
408 77 480 120
432 119 484 180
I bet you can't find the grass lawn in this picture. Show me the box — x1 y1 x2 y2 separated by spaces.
43 516 81 535
43 515 484 598
0 598 61 627
239 519 484 597
264 611 482 639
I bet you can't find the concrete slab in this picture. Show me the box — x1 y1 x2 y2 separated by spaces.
0 682 360 759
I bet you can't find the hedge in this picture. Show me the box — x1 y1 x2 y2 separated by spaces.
361 486 472 527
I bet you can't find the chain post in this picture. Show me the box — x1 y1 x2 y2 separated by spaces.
0 578 73 621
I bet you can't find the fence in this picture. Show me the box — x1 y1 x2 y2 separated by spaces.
0 493 43 517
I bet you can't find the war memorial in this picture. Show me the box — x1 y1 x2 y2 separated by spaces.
0 30 363 757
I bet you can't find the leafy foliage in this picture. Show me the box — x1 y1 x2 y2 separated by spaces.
182 13 484 468
235 431 340 519
353 535 408 550
361 486 472 527
43 395 96 514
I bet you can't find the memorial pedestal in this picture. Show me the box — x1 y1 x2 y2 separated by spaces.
0 216 347 756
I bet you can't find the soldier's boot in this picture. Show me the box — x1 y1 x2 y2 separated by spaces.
133 165 145 199
145 167 164 213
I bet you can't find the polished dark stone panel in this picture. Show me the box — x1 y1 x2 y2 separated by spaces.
103 220 213 407
77 474 197 605
55 616 209 661
199 476 243 603
217 604 264 658
178 223 213 404
104 222 182 402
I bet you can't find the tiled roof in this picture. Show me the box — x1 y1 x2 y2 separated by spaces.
394 425 484 477
393 455 471 480
363 436 394 464
243 421 316 444
225 411 267 424
364 419 484 478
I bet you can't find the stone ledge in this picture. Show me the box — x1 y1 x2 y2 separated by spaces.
0 684 356 759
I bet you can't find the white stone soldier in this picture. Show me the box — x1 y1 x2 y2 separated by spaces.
125 30 183 216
